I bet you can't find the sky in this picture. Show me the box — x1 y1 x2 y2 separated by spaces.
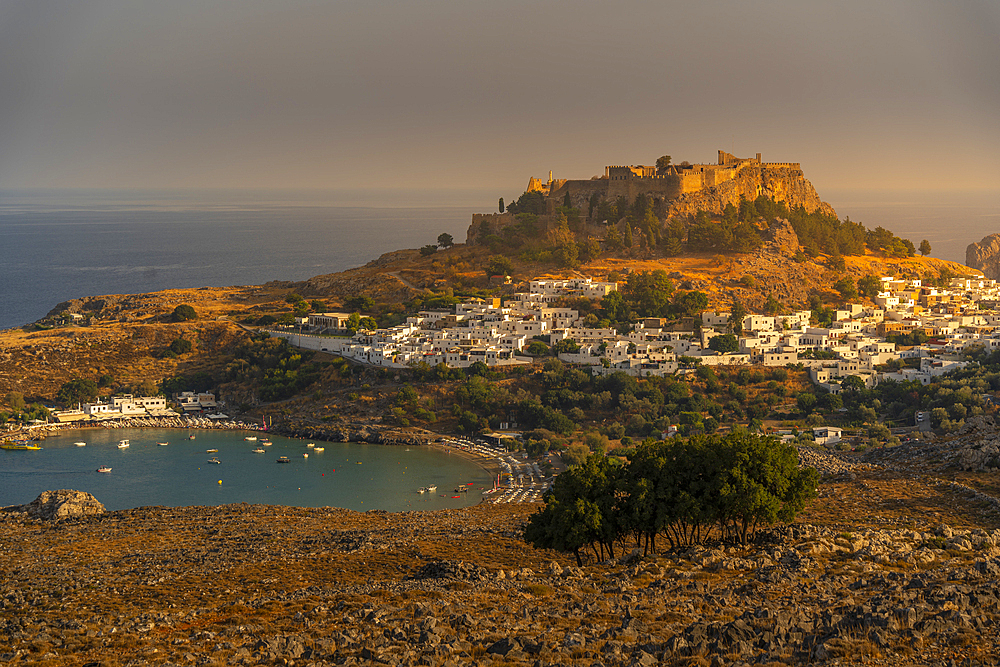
1 0 998 200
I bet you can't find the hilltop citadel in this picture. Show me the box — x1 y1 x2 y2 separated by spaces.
469 150 835 244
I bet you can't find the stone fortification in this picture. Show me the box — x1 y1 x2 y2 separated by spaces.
468 150 835 243
966 233 1000 280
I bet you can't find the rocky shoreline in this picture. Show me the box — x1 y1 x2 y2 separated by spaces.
2 489 1000 666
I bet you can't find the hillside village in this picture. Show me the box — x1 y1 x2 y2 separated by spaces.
267 274 1000 401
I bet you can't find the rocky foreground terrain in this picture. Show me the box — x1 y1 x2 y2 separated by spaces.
3 438 1000 667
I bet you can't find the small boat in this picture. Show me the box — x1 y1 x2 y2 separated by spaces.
252 448 265 454
97 466 112 473
207 457 221 464
303 453 309 458
206 449 218 453
313 447 324 453
426 484 437 492
157 442 168 446
188 434 196 440
418 487 427 494
74 442 87 447
117 440 130 449
276 456 290 464
307 443 315 448
260 439 272 446
244 436 257 441
0 443 42 450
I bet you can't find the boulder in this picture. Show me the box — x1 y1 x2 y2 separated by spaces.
23 490 105 520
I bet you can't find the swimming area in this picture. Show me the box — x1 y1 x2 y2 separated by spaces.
0 428 493 512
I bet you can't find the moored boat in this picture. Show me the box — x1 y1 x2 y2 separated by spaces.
188 434 196 440
207 457 221 464
426 484 437 492
303 452 309 458
418 487 427 494
307 443 315 448
157 442 168 446
74 442 87 447
97 466 112 473
260 439 272 446
276 456 290 463
244 436 257 441
206 449 218 453
1 443 43 450
313 447 324 453
117 439 130 449
252 447 265 453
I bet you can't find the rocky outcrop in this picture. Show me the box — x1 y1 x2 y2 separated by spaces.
665 163 836 220
3 489 105 520
865 415 1000 473
966 233 1000 280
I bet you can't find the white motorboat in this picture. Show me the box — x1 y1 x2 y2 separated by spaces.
117 440 130 449
74 442 86 447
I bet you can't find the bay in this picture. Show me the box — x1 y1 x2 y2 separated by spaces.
0 429 493 512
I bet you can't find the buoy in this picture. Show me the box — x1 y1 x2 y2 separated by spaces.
218 480 222 485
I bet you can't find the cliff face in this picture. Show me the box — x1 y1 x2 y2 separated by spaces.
665 164 836 219
967 233 1000 280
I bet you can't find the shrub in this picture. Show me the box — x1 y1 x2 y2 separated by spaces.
170 304 197 322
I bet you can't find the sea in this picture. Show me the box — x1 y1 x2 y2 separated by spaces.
0 429 494 512
0 188 488 331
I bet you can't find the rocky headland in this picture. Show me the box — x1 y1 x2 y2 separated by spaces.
966 233 1000 281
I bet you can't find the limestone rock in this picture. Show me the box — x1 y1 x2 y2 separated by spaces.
22 489 105 520
966 233 1000 280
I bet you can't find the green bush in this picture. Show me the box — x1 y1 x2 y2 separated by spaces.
170 304 197 322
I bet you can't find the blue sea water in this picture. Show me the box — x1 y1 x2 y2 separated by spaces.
0 188 483 330
0 429 493 511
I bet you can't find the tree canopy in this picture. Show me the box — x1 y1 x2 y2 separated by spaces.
524 431 818 563
170 304 197 322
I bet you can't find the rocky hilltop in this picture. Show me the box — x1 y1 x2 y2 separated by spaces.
966 233 1000 280
664 161 835 220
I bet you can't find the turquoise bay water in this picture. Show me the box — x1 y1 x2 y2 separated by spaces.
0 429 492 512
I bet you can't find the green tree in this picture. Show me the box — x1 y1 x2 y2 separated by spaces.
729 299 747 335
170 304 196 322
712 430 819 544
56 378 98 406
498 198 505 213
169 337 192 355
486 255 513 277
708 333 738 353
344 295 375 312
834 276 858 300
420 244 438 256
858 274 880 299
672 290 709 318
919 239 931 256
6 392 25 412
437 232 454 248
655 155 672 174
764 294 782 316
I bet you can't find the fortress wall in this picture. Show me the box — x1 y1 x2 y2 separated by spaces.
761 162 801 169
467 212 516 245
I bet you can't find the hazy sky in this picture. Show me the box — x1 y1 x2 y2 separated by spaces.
1 0 998 198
